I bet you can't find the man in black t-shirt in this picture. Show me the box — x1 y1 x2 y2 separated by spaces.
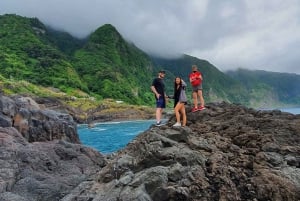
150 70 166 126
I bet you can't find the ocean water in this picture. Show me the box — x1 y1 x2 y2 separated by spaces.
78 107 299 154
279 107 300 114
77 120 157 154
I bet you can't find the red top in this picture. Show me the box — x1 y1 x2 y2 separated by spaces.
189 71 202 86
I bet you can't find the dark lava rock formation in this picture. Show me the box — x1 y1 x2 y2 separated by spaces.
1 94 299 201
0 95 106 201
62 102 300 201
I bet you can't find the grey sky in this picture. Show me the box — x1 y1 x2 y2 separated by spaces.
1 0 300 74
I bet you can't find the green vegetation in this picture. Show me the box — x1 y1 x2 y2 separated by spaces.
151 55 249 105
0 74 152 121
72 24 155 105
227 68 300 107
0 74 86 98
0 14 87 92
0 14 299 109
0 14 155 105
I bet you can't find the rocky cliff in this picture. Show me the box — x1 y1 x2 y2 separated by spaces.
0 95 106 201
34 97 154 124
62 102 300 201
1 94 300 201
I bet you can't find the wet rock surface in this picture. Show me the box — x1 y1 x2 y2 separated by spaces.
35 97 154 124
0 95 106 201
1 95 80 143
62 102 300 201
1 93 300 201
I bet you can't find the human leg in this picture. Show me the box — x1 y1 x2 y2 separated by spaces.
198 90 204 106
179 104 186 126
173 103 182 127
192 91 198 108
156 108 163 123
155 96 165 124
192 91 198 112
197 90 206 110
174 103 181 123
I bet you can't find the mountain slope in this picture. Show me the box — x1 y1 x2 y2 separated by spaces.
227 68 300 107
151 55 249 104
0 14 299 108
0 14 87 92
45 27 86 56
72 24 155 104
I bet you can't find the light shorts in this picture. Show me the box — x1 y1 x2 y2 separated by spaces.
192 84 203 92
156 96 166 108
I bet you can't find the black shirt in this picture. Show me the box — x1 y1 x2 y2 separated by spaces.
152 78 165 100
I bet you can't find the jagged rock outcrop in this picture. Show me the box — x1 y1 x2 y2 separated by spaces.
0 95 106 201
0 95 79 143
35 97 154 123
1 93 300 201
62 102 300 201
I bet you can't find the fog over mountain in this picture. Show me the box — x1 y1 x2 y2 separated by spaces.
1 0 300 74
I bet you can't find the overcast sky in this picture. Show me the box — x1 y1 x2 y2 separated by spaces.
1 0 300 74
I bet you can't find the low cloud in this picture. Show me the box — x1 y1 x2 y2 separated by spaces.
1 0 300 74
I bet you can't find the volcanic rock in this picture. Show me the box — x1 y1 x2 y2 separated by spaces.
62 102 300 201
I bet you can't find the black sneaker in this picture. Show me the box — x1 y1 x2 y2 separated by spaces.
156 121 162 126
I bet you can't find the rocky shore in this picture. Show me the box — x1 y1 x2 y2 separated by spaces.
1 94 300 201
0 95 106 201
34 97 155 124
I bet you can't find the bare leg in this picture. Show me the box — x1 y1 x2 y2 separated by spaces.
174 103 181 123
192 91 198 108
198 90 205 107
156 108 163 122
179 105 186 126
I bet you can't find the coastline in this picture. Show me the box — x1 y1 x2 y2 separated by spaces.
258 107 300 115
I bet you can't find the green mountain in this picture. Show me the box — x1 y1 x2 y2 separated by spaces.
0 14 87 92
0 14 299 108
151 55 249 104
45 27 86 56
0 14 156 104
226 68 300 108
72 24 155 104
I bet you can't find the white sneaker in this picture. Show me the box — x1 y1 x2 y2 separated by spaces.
173 122 181 127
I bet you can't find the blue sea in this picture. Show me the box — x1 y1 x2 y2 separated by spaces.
279 107 300 114
77 120 157 154
78 108 300 154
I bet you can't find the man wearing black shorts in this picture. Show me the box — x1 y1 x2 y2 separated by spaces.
151 70 167 126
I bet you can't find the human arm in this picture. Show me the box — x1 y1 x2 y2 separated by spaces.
150 85 160 99
199 73 203 81
180 79 187 90
189 73 199 83
192 72 202 81
189 74 193 83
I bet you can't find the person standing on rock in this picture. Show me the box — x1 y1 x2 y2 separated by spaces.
171 77 187 127
189 65 205 112
151 70 167 126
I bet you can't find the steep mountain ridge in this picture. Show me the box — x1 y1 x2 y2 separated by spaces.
72 24 155 104
151 55 248 104
0 14 86 91
0 14 299 108
227 68 300 107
